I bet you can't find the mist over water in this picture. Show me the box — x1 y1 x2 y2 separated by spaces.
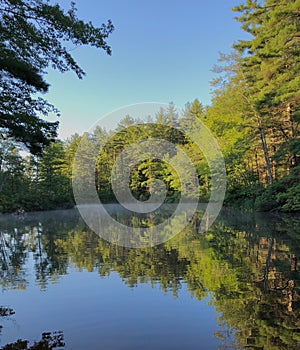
0 207 299 349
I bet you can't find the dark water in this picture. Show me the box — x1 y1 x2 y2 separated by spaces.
0 207 300 349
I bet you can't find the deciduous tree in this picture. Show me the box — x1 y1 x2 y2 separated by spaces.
0 0 114 153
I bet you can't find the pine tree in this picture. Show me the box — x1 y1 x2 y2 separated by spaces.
233 0 300 175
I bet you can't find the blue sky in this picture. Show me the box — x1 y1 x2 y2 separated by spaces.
45 0 247 139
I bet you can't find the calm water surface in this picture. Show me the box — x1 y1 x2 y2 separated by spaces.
0 206 299 349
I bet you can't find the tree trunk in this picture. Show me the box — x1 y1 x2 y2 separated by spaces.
257 115 273 183
286 103 299 167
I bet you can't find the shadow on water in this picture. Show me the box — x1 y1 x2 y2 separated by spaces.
0 206 299 349
0 307 64 349
0 331 64 350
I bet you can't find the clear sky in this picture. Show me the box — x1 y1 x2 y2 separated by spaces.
45 0 247 139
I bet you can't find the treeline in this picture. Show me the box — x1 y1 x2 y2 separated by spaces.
0 0 299 213
0 95 299 213
0 102 211 212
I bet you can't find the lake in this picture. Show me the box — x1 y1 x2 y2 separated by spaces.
0 206 299 349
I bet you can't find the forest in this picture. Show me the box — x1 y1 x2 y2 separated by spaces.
0 0 299 213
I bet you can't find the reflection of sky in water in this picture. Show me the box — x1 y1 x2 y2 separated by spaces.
0 207 299 349
0 251 223 350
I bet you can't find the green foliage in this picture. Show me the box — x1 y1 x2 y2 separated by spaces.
233 0 300 172
0 0 113 153
1 0 300 212
93 104 208 204
207 0 300 211
254 164 300 212
275 165 300 212
0 139 74 212
254 183 282 212
277 184 300 212
0 140 28 211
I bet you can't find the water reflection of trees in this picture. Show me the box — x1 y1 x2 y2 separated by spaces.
0 305 64 350
199 211 300 349
0 209 300 349
1 331 65 350
0 226 28 290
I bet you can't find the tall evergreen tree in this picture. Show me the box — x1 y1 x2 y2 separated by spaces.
233 0 300 175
